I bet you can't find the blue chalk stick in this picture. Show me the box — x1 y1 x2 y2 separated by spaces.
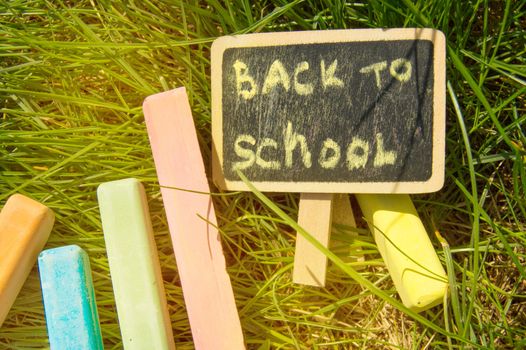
38 245 103 350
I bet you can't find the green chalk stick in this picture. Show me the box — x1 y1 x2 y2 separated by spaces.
97 178 175 350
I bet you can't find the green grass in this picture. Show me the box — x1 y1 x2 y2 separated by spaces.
1 0 525 349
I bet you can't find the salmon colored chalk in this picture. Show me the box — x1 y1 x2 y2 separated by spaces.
143 88 244 350
0 194 54 326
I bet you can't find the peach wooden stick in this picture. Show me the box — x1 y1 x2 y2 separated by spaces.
293 193 333 286
294 193 364 287
143 87 244 350
332 194 364 266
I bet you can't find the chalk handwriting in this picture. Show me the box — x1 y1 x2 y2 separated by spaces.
233 60 257 99
318 138 340 169
233 58 412 99
233 59 344 99
293 61 313 95
359 59 412 88
359 61 387 89
262 60 290 94
320 59 344 89
284 121 312 168
232 122 398 172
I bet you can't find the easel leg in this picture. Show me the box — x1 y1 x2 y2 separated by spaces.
293 193 333 287
332 194 364 266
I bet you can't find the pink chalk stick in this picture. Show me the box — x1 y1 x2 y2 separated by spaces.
143 88 244 350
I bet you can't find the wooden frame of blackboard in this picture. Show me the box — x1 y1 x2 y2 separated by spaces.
211 28 446 193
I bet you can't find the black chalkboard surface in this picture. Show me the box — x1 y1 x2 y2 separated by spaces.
211 28 445 193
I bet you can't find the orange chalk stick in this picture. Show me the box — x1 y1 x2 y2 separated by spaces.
0 194 54 326
143 88 244 349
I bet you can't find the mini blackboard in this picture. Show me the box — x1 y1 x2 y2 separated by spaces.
211 28 445 193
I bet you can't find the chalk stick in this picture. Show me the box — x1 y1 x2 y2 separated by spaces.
355 194 447 312
0 194 54 326
38 245 103 350
293 193 333 287
143 88 244 350
97 178 175 350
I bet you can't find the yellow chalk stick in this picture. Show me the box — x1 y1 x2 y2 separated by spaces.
0 194 54 326
355 194 447 312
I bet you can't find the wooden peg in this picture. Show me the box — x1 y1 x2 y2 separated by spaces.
332 194 364 265
293 193 333 287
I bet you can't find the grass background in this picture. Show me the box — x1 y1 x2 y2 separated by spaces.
1 0 525 349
